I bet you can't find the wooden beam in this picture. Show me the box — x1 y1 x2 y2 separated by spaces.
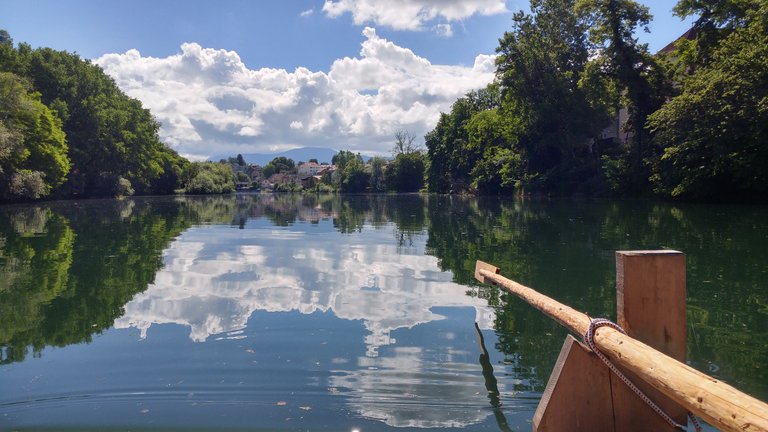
474 261 768 432
474 260 499 285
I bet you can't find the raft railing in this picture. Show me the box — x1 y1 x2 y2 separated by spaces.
474 250 768 432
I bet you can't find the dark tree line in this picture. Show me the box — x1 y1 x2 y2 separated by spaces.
425 0 767 202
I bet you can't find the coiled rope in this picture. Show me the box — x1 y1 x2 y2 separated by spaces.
584 318 703 432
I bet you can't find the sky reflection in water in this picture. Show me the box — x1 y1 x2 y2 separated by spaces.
0 198 521 430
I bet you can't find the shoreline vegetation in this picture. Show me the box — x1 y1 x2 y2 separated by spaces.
1 0 766 205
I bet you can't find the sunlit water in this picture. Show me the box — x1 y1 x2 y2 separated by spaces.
1 194 766 431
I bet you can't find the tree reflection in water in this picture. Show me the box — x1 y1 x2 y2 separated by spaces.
0 194 765 427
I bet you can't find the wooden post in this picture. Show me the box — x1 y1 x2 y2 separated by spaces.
616 250 687 360
612 250 688 430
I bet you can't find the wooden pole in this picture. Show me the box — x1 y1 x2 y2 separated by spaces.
475 261 768 432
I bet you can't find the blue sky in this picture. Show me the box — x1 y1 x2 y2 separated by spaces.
0 1 695 159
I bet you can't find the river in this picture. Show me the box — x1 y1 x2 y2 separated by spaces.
1 194 765 431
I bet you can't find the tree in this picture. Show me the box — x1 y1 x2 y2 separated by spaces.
647 1 768 200
386 152 425 193
262 156 295 178
576 0 669 193
0 37 188 199
425 88 498 194
670 0 758 73
332 150 369 193
387 129 426 193
0 30 12 47
465 109 521 194
184 162 236 194
368 156 388 192
0 72 70 200
392 129 419 155
236 153 246 166
496 0 598 188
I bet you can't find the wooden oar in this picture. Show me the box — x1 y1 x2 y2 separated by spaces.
474 261 768 432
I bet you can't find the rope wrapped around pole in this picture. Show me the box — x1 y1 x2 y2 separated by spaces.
476 265 768 432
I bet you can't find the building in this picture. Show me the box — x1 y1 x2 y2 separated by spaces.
297 162 326 178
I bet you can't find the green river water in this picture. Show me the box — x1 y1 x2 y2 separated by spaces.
0 194 765 431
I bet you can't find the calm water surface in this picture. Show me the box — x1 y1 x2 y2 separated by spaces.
0 194 766 431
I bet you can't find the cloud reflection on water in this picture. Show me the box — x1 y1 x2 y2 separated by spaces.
112 217 505 428
114 221 495 355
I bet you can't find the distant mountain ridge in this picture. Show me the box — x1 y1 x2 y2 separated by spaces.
210 147 376 166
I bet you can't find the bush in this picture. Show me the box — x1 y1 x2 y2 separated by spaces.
9 170 48 199
115 177 134 198
184 162 235 194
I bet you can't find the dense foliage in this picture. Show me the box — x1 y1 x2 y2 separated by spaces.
648 1 768 199
332 150 370 193
425 0 767 201
0 72 70 200
182 162 236 195
0 31 188 202
262 156 296 178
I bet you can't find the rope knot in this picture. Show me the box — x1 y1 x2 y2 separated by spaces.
583 318 701 432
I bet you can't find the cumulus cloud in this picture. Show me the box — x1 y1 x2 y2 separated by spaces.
94 28 496 160
322 0 508 32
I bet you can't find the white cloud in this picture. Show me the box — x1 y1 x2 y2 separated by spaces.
434 23 454 38
322 0 507 31
299 8 314 17
94 28 496 159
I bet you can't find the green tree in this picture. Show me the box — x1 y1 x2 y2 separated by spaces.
425 88 499 194
576 0 669 193
386 129 426 193
496 0 602 193
262 156 295 178
0 72 70 200
670 0 758 73
368 156 388 192
465 109 522 194
0 30 11 46
184 162 235 194
647 1 768 200
332 150 369 193
0 36 187 198
386 152 425 192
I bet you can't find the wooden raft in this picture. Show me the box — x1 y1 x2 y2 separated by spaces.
474 251 768 432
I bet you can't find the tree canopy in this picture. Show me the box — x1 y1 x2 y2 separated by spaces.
0 72 69 200
0 31 188 201
263 156 296 178
423 0 767 202
647 0 768 200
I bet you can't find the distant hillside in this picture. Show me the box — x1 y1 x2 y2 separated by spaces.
211 147 376 166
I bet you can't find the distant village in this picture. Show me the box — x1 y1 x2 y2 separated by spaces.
226 157 338 192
